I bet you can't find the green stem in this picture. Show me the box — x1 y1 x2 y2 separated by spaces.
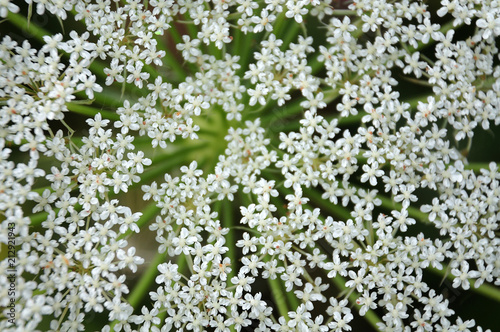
128 249 167 308
302 186 352 221
183 13 198 40
66 103 120 121
464 162 499 173
428 267 500 303
271 10 286 39
469 282 500 303
332 10 357 16
268 275 291 320
337 112 364 126
222 201 237 283
281 20 301 51
235 30 253 78
29 211 49 227
7 11 49 43
231 25 242 63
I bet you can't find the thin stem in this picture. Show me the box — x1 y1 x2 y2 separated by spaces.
332 10 357 16
268 275 291 320
222 201 237 283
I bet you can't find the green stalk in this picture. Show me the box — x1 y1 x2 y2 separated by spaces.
204 27 222 61
284 279 300 312
7 11 50 43
235 29 253 78
272 10 286 37
281 21 302 51
331 10 357 16
464 162 499 173
301 186 352 221
258 98 303 124
222 201 237 283
309 53 325 76
428 267 500 303
183 13 198 40
231 25 242 60
66 103 120 121
29 211 49 227
168 19 184 46
337 112 364 126
73 90 123 108
268 274 291 320
471 278 500 303
127 249 168 308
466 281 500 303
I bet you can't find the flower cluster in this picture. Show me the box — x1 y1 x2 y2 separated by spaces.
1 0 500 331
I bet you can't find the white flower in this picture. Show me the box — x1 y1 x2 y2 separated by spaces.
451 261 476 290
126 61 150 88
156 262 181 284
117 247 144 272
3 1 500 331
252 9 275 33
127 151 151 173
285 0 308 23
0 0 18 18
394 184 418 209
477 12 500 39
248 83 268 106
360 162 384 186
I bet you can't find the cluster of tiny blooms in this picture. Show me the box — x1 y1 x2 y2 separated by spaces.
1 0 500 331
